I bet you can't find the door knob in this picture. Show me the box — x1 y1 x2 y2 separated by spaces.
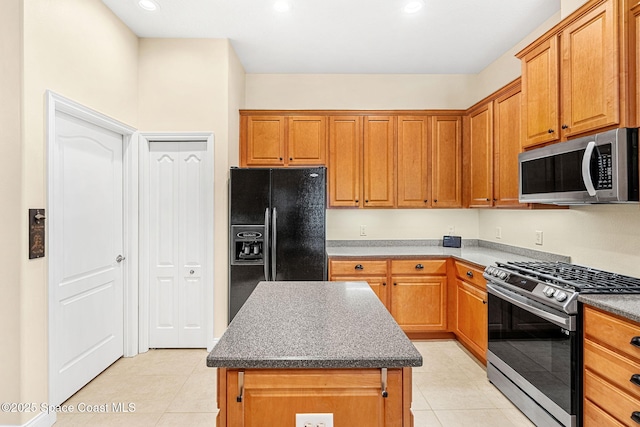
116 254 126 263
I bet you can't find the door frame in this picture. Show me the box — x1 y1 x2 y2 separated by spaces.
138 132 215 353
46 91 139 409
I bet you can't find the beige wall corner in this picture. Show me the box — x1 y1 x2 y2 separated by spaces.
20 0 138 422
0 0 24 425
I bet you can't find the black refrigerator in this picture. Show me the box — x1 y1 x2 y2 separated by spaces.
228 167 327 322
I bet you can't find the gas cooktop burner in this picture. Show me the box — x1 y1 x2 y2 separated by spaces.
497 261 640 293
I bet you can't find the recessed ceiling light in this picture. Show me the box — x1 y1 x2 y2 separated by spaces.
403 0 424 14
138 0 158 12
273 0 291 12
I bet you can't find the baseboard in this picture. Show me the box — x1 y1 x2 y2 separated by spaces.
4 411 55 427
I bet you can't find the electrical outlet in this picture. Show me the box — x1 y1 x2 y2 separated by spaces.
360 225 367 236
448 225 455 235
296 413 334 427
535 230 543 245
495 226 502 239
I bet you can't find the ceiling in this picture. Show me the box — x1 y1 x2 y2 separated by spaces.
101 0 560 74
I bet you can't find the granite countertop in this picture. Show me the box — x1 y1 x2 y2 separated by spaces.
326 239 571 267
578 294 640 324
207 281 423 369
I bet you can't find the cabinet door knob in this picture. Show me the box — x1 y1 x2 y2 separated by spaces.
355 264 364 270
466 271 474 278
382 282 386 286
365 200 369 203
279 157 283 160
434 199 438 203
482 300 487 304
631 412 640 424
393 282 397 286
355 200 359 204
548 129 554 133
630 374 640 387
486 198 490 201
424 200 428 203
415 264 424 270
289 157 293 160
562 124 568 129
631 337 640 348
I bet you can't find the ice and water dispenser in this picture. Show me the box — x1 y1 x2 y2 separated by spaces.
230 225 265 265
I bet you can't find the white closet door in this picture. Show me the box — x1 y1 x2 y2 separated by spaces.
149 141 208 348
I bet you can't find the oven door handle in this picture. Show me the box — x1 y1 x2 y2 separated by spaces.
487 283 575 331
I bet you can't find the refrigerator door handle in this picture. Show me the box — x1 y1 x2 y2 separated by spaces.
263 207 270 281
271 207 277 281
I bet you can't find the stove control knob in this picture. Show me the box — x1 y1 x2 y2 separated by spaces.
499 272 508 280
554 291 567 302
543 287 556 297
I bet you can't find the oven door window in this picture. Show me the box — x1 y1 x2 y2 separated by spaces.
488 293 578 415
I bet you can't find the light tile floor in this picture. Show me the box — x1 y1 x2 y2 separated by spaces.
55 340 535 426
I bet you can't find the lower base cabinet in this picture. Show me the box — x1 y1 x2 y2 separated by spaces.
216 367 413 427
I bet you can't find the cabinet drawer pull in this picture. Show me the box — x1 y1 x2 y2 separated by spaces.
466 271 474 278
548 129 554 133
415 264 424 270
482 300 487 304
355 264 364 270
562 124 569 130
631 374 640 387
631 337 640 348
632 412 640 424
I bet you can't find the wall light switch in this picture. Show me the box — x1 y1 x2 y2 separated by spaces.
495 226 502 239
448 225 455 235
535 230 543 245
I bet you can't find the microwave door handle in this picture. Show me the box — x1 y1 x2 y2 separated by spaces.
582 140 597 196
487 283 574 330
264 208 270 281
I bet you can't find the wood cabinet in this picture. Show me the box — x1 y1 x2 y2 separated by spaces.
397 116 429 207
466 102 494 208
390 259 448 333
493 83 526 208
431 116 463 208
329 258 449 336
328 259 388 306
630 2 640 127
451 261 487 364
396 116 462 208
241 114 326 167
583 306 640 426
329 116 363 207
217 367 412 427
363 116 396 208
519 0 622 147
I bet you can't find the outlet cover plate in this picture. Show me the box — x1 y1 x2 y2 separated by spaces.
535 230 543 245
296 413 334 427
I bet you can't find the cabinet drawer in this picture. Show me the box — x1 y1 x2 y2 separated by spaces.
329 260 387 276
583 398 626 427
585 339 640 401
390 259 447 275
584 369 640 426
584 306 640 363
454 261 486 290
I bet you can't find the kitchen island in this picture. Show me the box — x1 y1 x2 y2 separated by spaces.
207 281 422 427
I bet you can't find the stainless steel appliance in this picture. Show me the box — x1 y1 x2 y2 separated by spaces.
519 127 639 204
228 167 327 323
484 261 640 427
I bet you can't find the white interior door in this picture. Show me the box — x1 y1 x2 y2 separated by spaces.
50 111 124 405
148 141 209 348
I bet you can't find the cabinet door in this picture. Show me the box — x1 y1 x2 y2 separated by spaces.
494 87 526 208
431 116 462 208
561 0 618 137
455 279 487 360
287 116 326 166
363 116 396 208
397 116 429 208
521 36 560 148
468 103 494 207
244 116 286 166
329 116 362 207
390 276 447 332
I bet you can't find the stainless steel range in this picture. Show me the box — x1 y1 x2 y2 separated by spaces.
484 261 640 427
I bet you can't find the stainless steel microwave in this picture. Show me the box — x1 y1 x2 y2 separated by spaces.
519 128 639 204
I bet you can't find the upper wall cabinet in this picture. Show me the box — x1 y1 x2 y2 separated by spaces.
240 113 326 167
397 116 429 207
431 116 463 208
329 116 362 207
518 0 623 148
466 101 494 207
363 116 396 208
